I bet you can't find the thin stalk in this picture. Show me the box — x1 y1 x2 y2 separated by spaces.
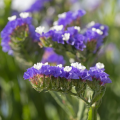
77 99 85 120
87 104 97 120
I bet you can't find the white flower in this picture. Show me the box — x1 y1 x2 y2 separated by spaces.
64 66 72 72
92 28 103 35
57 64 63 68
33 63 43 70
50 25 63 31
96 29 103 35
44 62 48 65
100 26 104 30
71 62 86 70
62 33 70 41
58 12 66 18
96 62 104 69
78 65 86 71
8 15 17 21
35 26 45 34
87 21 95 28
71 62 79 68
53 21 58 26
74 26 81 32
20 12 30 18
92 28 97 32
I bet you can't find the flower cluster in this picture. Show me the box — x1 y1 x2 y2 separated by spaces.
88 22 109 38
25 0 51 13
84 22 109 52
1 12 39 55
35 10 109 54
54 9 86 27
88 62 111 85
37 26 86 51
41 47 65 65
23 62 111 85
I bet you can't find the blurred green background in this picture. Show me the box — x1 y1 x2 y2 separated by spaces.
0 0 120 120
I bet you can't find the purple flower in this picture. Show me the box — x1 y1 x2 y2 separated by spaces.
1 13 39 54
23 62 112 85
88 23 109 38
23 62 111 93
38 26 86 51
23 62 90 80
88 62 112 85
41 48 65 65
23 67 35 80
56 9 86 27
25 0 51 13
84 22 109 52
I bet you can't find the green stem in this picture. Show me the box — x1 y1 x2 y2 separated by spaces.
88 104 97 120
49 91 75 118
77 99 85 120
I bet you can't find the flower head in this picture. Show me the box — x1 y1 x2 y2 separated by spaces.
20 12 30 18
50 25 63 31
56 9 86 27
1 16 39 54
24 62 111 85
84 23 109 52
40 26 86 51
64 66 72 72
8 15 17 21
62 33 70 41
57 64 63 68
74 26 81 32
89 64 111 85
92 28 103 35
71 62 86 71
33 63 43 70
35 26 45 34
96 62 104 69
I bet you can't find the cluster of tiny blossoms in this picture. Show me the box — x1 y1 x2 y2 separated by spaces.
54 9 86 27
84 21 109 52
23 62 111 85
34 9 108 52
1 12 38 55
36 25 86 51
36 24 108 52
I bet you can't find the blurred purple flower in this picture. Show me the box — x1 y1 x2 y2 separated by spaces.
1 15 39 54
41 48 65 65
25 0 51 12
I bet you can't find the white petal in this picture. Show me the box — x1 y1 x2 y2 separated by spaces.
8 15 17 21
58 12 66 18
100 26 104 30
87 21 95 28
33 63 43 70
96 62 104 69
20 12 30 18
35 26 45 34
64 66 72 72
74 26 81 32
96 29 103 35
62 33 70 41
57 64 63 68
50 25 63 31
